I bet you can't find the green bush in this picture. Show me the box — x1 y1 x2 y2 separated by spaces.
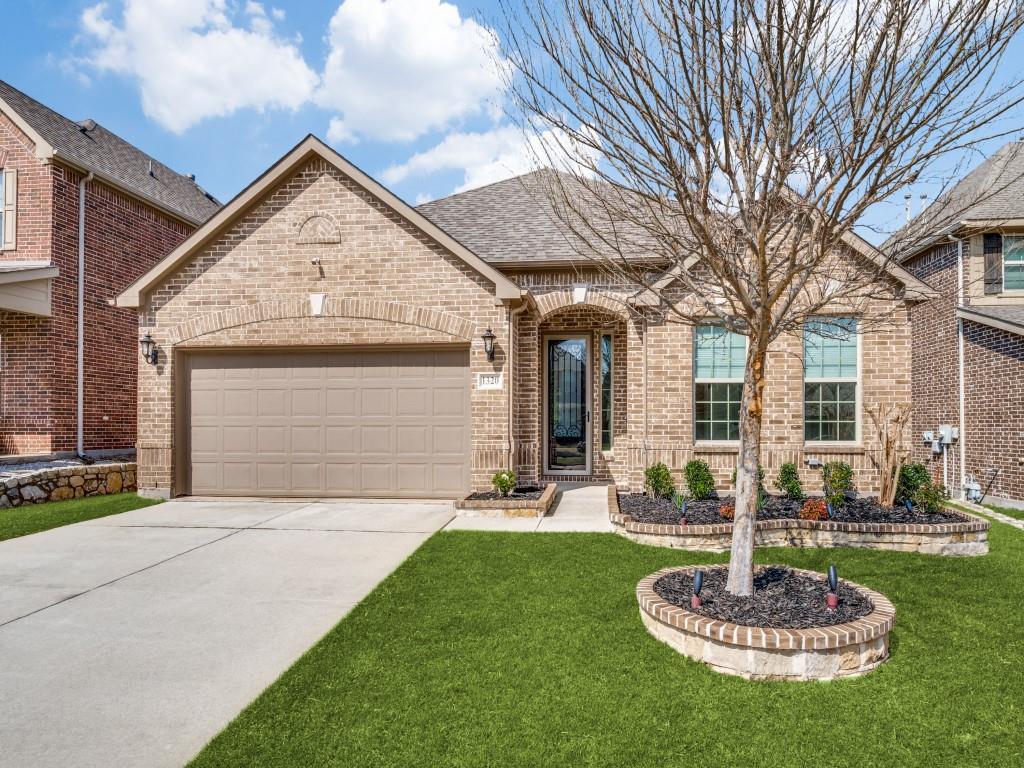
822 461 854 508
491 470 516 497
774 463 804 500
896 463 930 504
913 479 950 513
730 464 765 491
644 462 676 498
684 460 716 500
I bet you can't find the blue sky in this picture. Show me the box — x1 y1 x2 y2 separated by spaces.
4 1 1021 241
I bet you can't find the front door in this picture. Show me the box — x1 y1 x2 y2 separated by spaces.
545 336 589 474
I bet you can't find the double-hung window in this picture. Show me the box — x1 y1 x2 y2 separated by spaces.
694 325 745 441
803 318 858 442
1003 235 1024 290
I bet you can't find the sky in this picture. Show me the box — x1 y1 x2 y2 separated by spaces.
3 0 1022 242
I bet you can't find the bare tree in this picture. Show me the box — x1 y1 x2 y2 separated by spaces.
497 0 1024 594
867 403 914 506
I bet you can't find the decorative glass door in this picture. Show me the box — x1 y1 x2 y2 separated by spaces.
546 337 589 473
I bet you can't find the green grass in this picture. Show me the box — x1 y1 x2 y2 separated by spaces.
984 504 1024 521
191 525 1024 768
0 492 162 541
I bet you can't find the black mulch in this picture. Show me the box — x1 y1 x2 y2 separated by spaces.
467 486 545 501
618 493 964 526
654 566 873 628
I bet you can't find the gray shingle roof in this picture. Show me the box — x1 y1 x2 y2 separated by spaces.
959 304 1024 334
0 80 220 224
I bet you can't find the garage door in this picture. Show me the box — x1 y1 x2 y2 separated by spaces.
185 348 470 497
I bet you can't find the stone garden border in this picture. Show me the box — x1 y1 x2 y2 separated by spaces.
1 462 137 507
610 487 989 555
454 483 558 518
638 565 895 681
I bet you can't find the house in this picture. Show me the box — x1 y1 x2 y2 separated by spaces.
116 135 933 499
0 80 220 459
897 140 1024 505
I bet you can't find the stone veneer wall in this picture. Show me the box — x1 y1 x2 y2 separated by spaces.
0 462 137 507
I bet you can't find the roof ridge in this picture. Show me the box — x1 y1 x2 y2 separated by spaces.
416 167 554 208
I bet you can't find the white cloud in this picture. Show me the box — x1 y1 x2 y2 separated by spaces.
316 0 508 143
79 0 318 133
382 123 600 193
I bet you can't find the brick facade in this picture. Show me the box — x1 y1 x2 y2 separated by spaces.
0 115 194 456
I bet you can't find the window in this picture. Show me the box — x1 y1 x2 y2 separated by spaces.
0 169 5 245
600 334 613 451
1003 235 1024 290
803 318 858 442
694 325 746 441
0 167 15 250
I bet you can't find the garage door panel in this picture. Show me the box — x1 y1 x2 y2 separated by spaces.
187 348 469 497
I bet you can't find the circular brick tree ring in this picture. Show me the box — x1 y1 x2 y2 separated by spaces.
637 566 895 681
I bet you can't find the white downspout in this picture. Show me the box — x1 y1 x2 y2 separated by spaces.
507 301 528 470
77 172 94 457
957 238 966 497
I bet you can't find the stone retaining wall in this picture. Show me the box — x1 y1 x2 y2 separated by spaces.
454 483 557 518
610 488 989 555
638 566 895 681
0 462 137 507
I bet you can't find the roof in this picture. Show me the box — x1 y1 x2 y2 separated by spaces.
0 80 220 225
888 141 1024 261
957 305 1024 337
116 135 523 308
0 261 58 283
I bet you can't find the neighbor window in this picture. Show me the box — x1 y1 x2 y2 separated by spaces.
803 318 858 442
694 325 746 441
600 334 613 451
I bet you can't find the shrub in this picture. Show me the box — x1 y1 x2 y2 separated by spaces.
719 503 735 520
800 498 829 520
896 463 930 504
730 464 765 491
774 463 804 500
491 470 516 497
913 479 950 513
684 460 716 500
822 461 854 507
644 462 676 498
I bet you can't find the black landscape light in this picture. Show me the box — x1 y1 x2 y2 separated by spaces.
826 564 839 610
139 333 158 365
481 328 496 361
691 570 705 609
826 501 835 519
904 499 914 513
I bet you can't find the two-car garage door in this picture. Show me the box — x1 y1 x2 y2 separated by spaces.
185 348 470 498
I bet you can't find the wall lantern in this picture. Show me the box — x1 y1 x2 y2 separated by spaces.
481 328 496 361
139 333 158 365
571 282 589 304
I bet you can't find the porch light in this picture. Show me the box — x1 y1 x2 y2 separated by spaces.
572 282 589 304
481 328 496 361
139 333 158 365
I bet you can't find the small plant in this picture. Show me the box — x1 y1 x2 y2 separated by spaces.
822 461 854 508
913 479 950 513
800 498 829 521
491 469 516 497
644 462 676 498
896 463 930 505
719 503 735 520
774 462 804 500
684 459 716 500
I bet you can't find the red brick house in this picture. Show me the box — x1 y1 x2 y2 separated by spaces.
898 140 1024 505
0 80 219 459
116 136 933 500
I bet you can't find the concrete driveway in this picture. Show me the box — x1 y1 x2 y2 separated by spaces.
0 498 453 768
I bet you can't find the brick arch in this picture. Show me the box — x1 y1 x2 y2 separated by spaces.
534 289 630 320
169 297 477 345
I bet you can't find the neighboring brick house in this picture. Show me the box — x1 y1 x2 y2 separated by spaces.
117 135 934 499
897 140 1024 504
0 80 219 459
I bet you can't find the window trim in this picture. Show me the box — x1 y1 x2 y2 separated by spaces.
1002 234 1024 292
693 325 747 445
802 317 862 446
599 332 614 453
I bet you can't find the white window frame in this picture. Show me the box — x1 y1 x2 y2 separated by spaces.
1002 234 1024 292
693 326 747 445
803 318 861 446
599 332 614 453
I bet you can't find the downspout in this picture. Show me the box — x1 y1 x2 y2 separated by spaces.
77 172 94 458
642 315 649 472
957 238 966 497
507 301 529 470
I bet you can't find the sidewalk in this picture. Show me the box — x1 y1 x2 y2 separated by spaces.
444 483 612 532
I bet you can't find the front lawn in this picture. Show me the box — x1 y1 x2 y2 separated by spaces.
0 493 162 541
191 526 1023 767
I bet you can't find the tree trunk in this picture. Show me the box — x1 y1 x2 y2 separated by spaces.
726 339 766 596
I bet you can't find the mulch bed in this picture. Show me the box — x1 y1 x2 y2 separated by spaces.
619 493 964 525
466 486 545 501
654 565 873 629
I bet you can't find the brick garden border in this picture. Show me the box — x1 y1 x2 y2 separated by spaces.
454 483 558 518
610 487 989 556
638 565 895 680
1 462 137 507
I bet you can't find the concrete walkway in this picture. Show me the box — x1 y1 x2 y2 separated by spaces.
445 483 612 532
0 498 453 768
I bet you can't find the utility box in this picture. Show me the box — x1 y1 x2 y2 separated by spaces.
938 425 958 444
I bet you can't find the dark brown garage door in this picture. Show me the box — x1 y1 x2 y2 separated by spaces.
185 348 470 497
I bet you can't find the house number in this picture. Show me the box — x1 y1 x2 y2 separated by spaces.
477 373 504 390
